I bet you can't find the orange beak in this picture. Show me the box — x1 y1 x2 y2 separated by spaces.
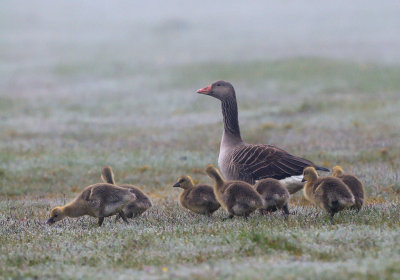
196 84 212 94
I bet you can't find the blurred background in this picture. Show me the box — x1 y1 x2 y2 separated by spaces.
1 0 399 197
2 1 400 279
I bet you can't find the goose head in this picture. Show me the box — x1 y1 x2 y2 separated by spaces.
47 206 66 225
196 80 235 100
302 167 318 183
173 175 194 190
332 165 344 177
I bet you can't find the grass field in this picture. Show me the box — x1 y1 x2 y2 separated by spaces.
2 1 400 279
1 58 400 279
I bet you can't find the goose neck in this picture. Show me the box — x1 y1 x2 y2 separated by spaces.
221 97 242 141
63 203 84 218
304 181 316 196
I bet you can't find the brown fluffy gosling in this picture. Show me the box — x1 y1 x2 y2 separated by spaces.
205 164 264 219
173 175 220 215
302 167 355 220
333 165 365 211
47 183 136 226
101 166 152 218
255 178 290 215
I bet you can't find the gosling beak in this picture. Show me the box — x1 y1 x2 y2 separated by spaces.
301 178 306 182
196 84 212 94
46 218 55 225
173 182 180 188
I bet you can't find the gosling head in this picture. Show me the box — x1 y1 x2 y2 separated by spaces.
205 164 224 182
302 166 318 183
196 80 235 101
173 175 194 190
205 164 217 176
47 206 66 225
332 165 344 177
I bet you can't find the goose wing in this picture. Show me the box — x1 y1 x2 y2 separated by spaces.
197 186 217 203
231 144 317 181
89 184 127 204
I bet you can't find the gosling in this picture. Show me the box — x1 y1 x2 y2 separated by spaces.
47 183 136 226
205 164 264 219
333 165 365 211
173 175 220 215
101 166 152 218
255 178 290 215
302 166 355 220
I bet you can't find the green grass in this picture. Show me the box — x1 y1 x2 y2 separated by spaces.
1 200 399 279
1 58 400 279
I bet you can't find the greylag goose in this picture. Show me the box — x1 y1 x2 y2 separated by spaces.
254 178 290 215
47 183 136 226
173 175 220 215
197 80 329 194
333 165 365 211
205 164 264 219
101 166 152 218
302 166 354 220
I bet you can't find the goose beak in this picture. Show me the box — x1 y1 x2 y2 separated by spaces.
173 182 180 188
46 218 55 225
196 85 212 94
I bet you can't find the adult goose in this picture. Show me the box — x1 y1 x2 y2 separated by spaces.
196 80 329 194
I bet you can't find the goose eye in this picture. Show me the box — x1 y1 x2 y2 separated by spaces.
216 83 221 87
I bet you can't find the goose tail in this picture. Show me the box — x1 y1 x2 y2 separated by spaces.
316 166 330 172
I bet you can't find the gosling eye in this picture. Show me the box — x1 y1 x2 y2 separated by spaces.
216 83 221 87
54 214 58 218
179 179 185 183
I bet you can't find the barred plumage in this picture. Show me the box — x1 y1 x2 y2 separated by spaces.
197 80 329 193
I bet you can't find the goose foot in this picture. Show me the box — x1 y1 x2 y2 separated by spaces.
222 214 234 221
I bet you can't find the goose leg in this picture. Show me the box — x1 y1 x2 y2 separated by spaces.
98 217 104 227
119 211 129 224
115 213 121 222
128 212 136 219
354 205 362 212
282 204 290 216
266 205 278 212
329 212 335 223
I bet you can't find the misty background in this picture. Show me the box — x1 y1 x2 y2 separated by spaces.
2 0 400 72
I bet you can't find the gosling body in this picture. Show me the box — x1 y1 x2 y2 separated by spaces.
303 167 354 220
173 175 220 215
101 166 152 218
333 166 365 211
47 183 136 226
255 178 290 215
205 164 263 219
